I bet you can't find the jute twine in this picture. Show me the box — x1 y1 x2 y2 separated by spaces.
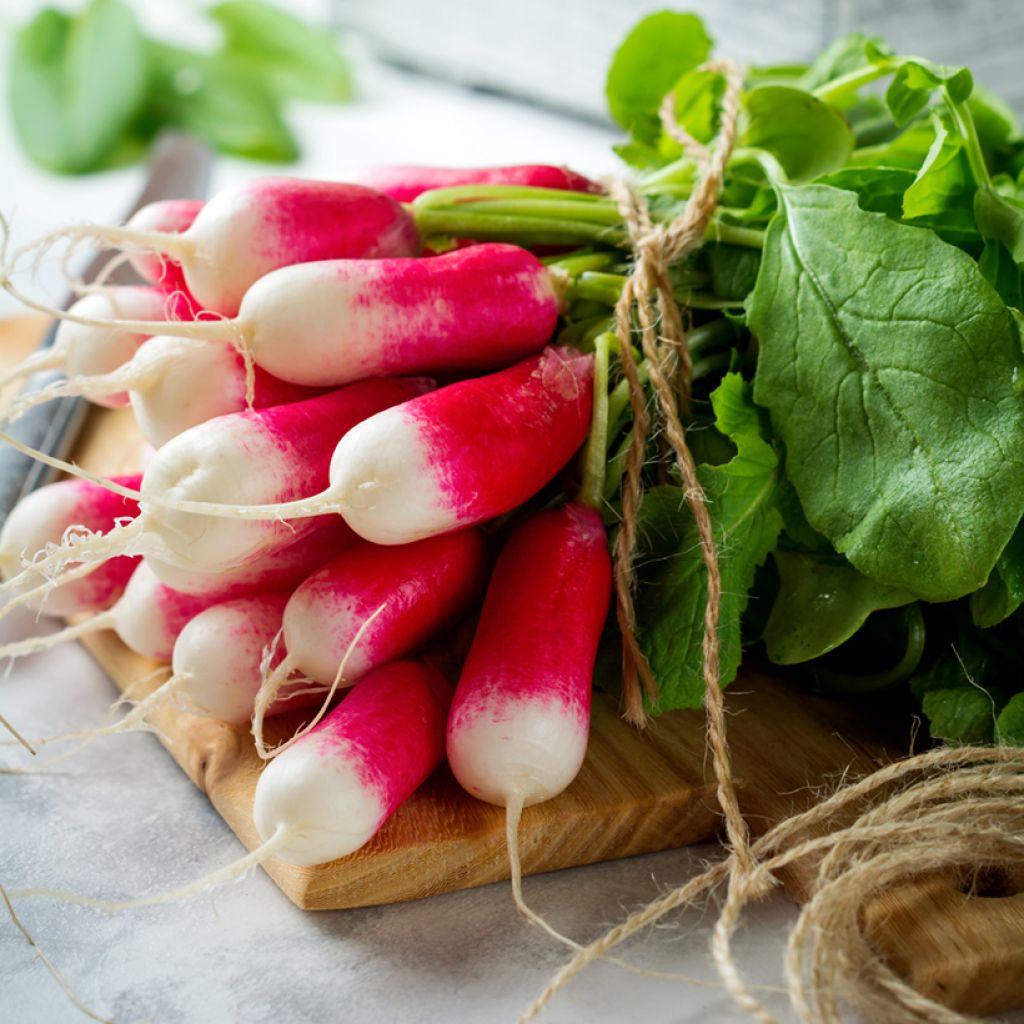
525 58 1024 1024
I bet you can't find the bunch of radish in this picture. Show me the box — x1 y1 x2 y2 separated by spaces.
0 162 650 904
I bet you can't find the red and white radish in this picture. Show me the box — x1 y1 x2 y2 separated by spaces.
447 502 611 808
326 347 593 544
344 163 598 202
0 287 187 407
446 501 611 935
10 244 563 390
254 529 487 755
33 179 423 316
253 660 451 865
0 475 141 617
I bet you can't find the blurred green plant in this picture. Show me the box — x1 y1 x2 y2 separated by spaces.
9 0 352 173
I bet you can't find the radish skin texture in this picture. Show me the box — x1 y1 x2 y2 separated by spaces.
343 164 599 202
328 348 594 545
253 661 451 866
126 199 203 290
172 593 297 722
281 529 487 685
231 243 559 387
126 335 321 447
139 378 430 573
163 178 421 315
0 475 142 616
54 287 183 408
447 503 612 807
144 514 354 596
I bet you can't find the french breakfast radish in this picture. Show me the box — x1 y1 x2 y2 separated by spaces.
344 164 598 202
8 244 562 389
0 475 141 616
253 529 487 755
0 287 188 407
447 502 612 808
253 660 451 865
326 347 594 544
32 178 423 316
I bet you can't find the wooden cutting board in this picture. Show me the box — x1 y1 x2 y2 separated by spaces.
3 315 1023 1015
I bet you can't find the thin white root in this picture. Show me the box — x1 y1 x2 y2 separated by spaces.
507 794 581 947
252 603 387 761
2 354 165 424
0 425 332 523
0 609 113 664
8 825 292 912
504 795 739 987
1 884 112 1024
0 675 174 750
0 349 63 394
0 558 123 627
0 519 143 599
10 221 193 269
0 712 35 755
70 250 134 294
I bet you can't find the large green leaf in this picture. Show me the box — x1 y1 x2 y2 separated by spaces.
743 85 854 181
635 374 783 712
763 550 913 664
749 184 1024 602
885 57 973 127
605 12 712 142
9 0 146 173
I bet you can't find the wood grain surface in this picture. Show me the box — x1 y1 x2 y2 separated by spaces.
4 313 1023 1014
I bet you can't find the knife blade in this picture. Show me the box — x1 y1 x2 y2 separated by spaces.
0 132 213 524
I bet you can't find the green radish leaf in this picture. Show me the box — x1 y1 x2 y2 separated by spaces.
922 687 995 744
854 118 937 171
902 109 978 249
799 32 885 93
975 184 1024 265
995 693 1024 745
707 245 760 300
145 42 298 162
763 550 914 664
885 58 973 127
9 0 146 174
749 184 1024 602
817 166 917 218
605 12 712 142
635 374 783 713
742 85 854 182
978 239 1024 311
209 0 351 102
970 520 1024 626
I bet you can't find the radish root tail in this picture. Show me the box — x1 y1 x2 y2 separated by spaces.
0 609 113 664
0 884 113 1024
7 824 293 912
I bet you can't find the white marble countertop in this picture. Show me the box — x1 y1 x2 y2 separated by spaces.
0 28 823 1024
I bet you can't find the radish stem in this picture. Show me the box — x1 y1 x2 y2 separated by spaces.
579 333 612 510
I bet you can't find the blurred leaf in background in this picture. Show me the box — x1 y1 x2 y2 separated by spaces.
8 0 352 174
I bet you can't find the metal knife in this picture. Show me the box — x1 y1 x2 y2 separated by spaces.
0 132 213 524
